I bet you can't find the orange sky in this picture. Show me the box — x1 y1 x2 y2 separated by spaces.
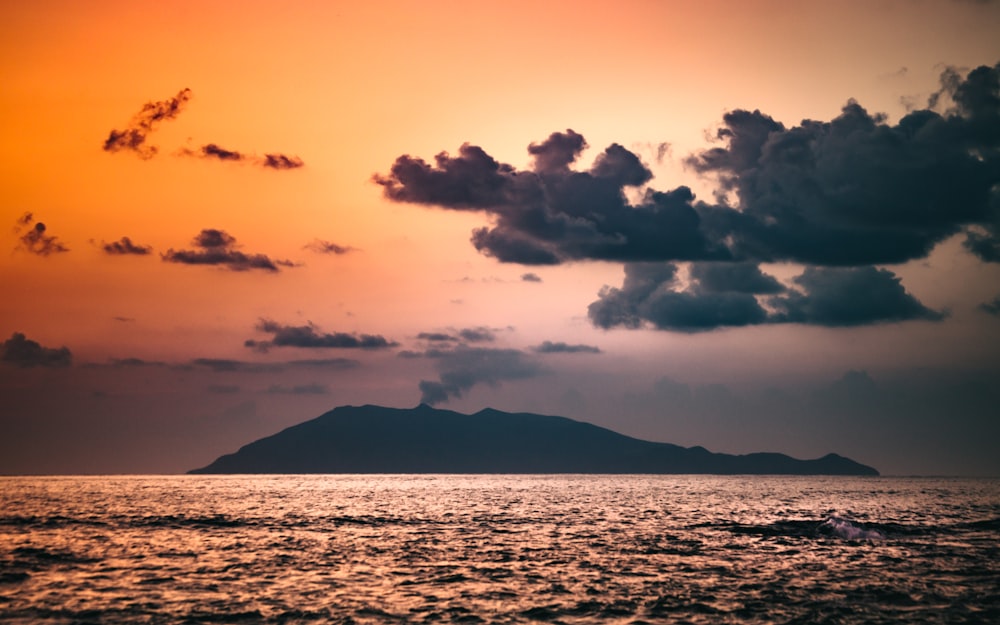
2 0 1000 475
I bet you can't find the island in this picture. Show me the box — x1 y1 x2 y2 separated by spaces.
189 404 879 475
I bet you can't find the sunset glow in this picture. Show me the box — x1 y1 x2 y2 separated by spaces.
2 0 1000 475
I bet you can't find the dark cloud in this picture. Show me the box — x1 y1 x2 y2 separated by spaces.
101 236 152 256
687 64 1000 266
981 295 1000 317
190 358 285 373
246 319 398 352
14 213 68 256
458 327 496 343
417 332 459 342
265 383 328 395
378 62 1000 332
200 143 244 161
304 239 355 255
263 154 304 170
103 88 192 159
521 272 542 282
187 356 359 373
183 144 305 170
590 263 943 332
688 262 785 294
417 345 542 405
532 341 601 354
1 332 72 368
106 357 166 368
162 229 295 272
769 266 946 326
376 130 723 265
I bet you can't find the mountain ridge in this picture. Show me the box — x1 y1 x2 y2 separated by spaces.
189 404 879 475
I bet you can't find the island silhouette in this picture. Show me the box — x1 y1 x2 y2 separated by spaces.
189 404 879 475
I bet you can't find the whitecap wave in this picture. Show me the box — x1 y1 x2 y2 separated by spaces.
818 516 884 541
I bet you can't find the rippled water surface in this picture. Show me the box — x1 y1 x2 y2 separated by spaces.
1 475 998 624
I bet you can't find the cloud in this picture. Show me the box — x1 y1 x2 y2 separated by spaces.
105 357 166 368
375 129 726 265
304 239 355 255
590 263 943 332
245 319 398 352
200 143 243 161
769 266 946 326
14 213 68 256
162 228 296 272
190 358 285 373
416 345 542 405
379 65 1000 268
184 144 306 170
532 341 601 354
981 295 1000 317
521 272 542 282
103 88 192 159
264 383 328 395
416 332 458 342
1 332 72 368
101 236 152 256
263 154 305 170
378 62 1000 332
414 327 497 344
458 327 496 343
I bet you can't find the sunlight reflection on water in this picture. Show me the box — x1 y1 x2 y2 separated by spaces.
1 475 998 624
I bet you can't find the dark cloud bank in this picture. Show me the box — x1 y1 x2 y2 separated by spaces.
376 63 1000 333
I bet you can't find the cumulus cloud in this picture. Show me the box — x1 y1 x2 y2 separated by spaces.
103 88 192 159
377 62 1000 332
245 319 398 352
162 229 295 272
14 213 68 256
589 263 943 332
375 130 722 265
532 341 602 354
304 239 355 255
416 345 542 405
1 332 72 368
769 266 946 326
101 236 152 256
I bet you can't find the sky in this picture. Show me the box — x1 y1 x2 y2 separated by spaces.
2 0 999 476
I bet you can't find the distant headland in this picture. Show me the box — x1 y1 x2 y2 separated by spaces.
189 404 879 476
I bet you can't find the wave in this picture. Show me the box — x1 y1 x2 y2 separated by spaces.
817 516 884 541
698 516 891 541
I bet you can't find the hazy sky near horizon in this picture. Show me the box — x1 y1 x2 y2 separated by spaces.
2 0 999 475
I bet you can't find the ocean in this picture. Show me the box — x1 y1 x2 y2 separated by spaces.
1 475 998 624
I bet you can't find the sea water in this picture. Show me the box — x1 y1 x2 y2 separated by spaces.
1 475 997 624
